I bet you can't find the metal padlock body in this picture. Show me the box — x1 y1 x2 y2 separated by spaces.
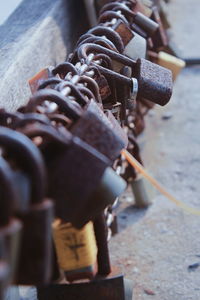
70 99 127 161
113 20 147 60
0 127 54 286
133 58 172 106
105 110 128 146
46 134 119 226
0 156 23 284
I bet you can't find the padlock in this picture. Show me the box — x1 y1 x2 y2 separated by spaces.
130 174 151 208
52 220 97 282
132 57 172 105
0 156 22 294
26 89 128 161
156 51 185 81
0 127 54 285
20 122 126 228
112 20 147 60
78 43 173 106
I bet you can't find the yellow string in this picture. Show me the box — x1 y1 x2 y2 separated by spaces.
121 149 200 216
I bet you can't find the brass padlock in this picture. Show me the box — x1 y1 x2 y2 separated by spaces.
52 220 97 282
148 50 185 81
0 127 54 286
157 51 185 81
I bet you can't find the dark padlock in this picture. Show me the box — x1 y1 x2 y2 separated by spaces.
26 89 127 161
21 122 126 228
0 127 54 286
0 156 22 295
77 43 173 106
112 20 147 60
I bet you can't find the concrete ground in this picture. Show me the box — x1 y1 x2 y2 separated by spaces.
109 1 200 299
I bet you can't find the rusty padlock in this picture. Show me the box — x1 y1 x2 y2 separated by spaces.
0 127 54 285
77 43 173 106
26 89 128 161
20 122 126 228
112 20 147 60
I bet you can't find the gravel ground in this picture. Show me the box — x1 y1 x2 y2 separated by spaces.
109 1 200 299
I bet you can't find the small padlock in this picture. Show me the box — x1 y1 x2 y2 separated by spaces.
156 51 185 81
112 20 147 60
69 99 128 161
0 127 54 286
52 220 97 282
0 155 23 285
132 57 172 106
26 89 128 161
130 174 151 208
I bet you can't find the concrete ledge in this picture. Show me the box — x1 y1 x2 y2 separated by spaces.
0 0 89 111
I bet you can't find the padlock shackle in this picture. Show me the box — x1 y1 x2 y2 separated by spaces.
52 62 78 78
98 10 129 27
0 127 46 205
99 2 135 17
38 78 62 90
77 35 119 53
88 26 124 53
56 81 87 106
48 113 72 126
26 89 81 121
0 110 23 127
79 75 102 103
76 86 95 103
0 157 18 226
21 123 71 147
12 113 51 129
